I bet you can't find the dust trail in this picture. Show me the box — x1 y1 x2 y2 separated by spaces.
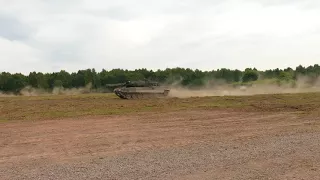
0 92 15 97
0 83 94 97
1 76 319 97
168 76 320 98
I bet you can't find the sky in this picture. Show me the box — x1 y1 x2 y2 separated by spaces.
0 0 320 74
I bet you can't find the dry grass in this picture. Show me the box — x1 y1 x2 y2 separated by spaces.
1 92 320 121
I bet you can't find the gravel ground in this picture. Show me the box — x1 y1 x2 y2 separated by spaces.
1 110 320 179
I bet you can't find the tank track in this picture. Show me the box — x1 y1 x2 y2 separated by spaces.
114 89 170 99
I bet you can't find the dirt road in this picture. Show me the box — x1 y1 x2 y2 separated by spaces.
1 109 320 179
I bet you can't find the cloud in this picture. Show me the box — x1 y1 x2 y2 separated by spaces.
0 0 320 74
246 0 320 8
0 37 47 74
0 14 34 41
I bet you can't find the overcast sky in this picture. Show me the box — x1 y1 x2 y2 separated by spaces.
1 0 320 74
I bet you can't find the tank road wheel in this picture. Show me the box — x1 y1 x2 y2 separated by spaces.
124 93 130 99
132 94 141 99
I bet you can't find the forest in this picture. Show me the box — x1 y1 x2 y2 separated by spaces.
0 64 319 94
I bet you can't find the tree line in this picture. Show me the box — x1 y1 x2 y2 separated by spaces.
0 64 319 94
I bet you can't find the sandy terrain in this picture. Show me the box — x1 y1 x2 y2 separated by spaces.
1 109 320 179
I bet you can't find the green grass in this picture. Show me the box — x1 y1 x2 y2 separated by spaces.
1 92 320 121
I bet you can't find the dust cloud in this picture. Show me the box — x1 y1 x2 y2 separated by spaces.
167 76 320 98
0 92 15 97
0 83 94 97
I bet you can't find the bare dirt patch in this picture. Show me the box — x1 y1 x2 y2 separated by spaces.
1 108 320 179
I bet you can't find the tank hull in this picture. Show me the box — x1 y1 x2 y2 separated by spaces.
113 87 170 99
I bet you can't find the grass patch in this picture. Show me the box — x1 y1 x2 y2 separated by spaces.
1 92 320 121
0 118 9 123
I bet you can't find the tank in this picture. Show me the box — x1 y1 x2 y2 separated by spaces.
105 80 170 99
